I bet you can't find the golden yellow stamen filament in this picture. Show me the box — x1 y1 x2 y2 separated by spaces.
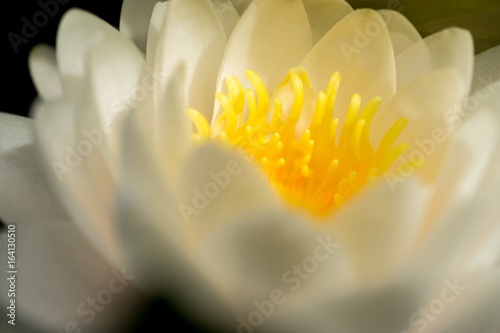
245 70 269 117
186 108 210 144
187 67 414 217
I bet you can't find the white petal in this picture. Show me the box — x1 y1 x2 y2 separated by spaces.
57 9 146 179
33 100 122 266
153 0 227 121
116 112 233 330
456 169 500 273
0 114 141 329
302 0 353 44
300 9 396 131
441 80 500 271
460 184 500 273
28 44 63 101
0 113 68 225
470 44 500 95
56 9 116 106
322 176 427 284
119 0 159 53
85 28 146 177
406 194 489 285
154 65 192 180
377 9 421 57
178 144 280 243
422 268 500 333
0 220 142 332
210 0 240 38
262 274 424 333
139 1 170 139
371 68 463 181
145 1 170 68
116 197 234 331
198 209 351 315
87 30 145 122
118 108 187 259
377 80 500 252
117 199 235 331
395 28 473 101
423 111 497 231
212 0 313 124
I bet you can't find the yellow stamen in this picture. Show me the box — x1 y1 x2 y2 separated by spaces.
186 108 210 144
187 67 414 217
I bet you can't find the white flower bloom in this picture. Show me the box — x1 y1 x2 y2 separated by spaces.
2 0 500 332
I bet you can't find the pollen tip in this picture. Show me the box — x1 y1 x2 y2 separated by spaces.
186 67 415 217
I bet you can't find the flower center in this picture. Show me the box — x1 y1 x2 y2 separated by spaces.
188 67 411 217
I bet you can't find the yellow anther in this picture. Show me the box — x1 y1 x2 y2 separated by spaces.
187 67 414 217
348 171 357 188
338 178 348 194
310 91 327 130
334 193 344 206
245 89 259 126
329 159 339 172
215 93 237 135
339 93 361 148
324 72 341 120
226 75 245 114
214 131 231 147
261 133 281 153
382 142 411 171
265 141 283 157
245 70 270 117
186 108 211 143
359 97 382 123
270 98 282 128
350 119 366 161
288 72 304 124
328 119 339 145
301 165 311 178
301 129 311 142
295 155 311 168
376 117 408 166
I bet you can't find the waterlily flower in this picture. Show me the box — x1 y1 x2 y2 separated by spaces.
2 0 500 332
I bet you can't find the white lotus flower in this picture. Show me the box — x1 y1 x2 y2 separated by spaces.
2 0 500 332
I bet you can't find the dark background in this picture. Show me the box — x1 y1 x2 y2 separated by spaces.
2 0 500 119
1 0 500 332
1 0 124 118
2 0 500 117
